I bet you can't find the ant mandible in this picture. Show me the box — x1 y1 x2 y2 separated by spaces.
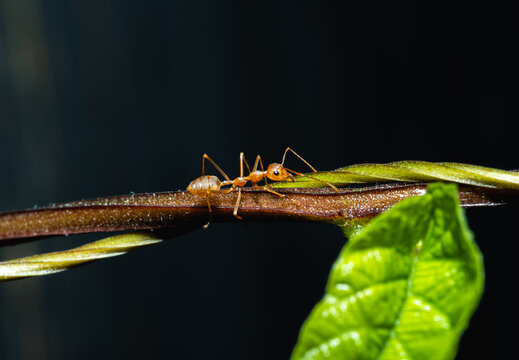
187 147 338 228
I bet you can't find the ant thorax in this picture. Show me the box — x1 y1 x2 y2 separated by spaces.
247 171 265 185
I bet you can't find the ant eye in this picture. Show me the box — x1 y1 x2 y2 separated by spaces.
274 171 279 176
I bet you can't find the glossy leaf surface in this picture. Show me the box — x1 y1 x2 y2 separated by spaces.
291 183 484 360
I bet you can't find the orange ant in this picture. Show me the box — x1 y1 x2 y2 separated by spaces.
187 147 338 228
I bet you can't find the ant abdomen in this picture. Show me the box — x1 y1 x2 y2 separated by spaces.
188 175 221 196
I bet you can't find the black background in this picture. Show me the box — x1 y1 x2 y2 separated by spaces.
0 1 517 359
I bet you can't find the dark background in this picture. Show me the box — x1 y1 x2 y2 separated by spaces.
0 1 517 359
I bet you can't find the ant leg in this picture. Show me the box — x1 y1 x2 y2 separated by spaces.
239 152 245 177
257 156 269 185
233 187 243 220
252 155 261 171
253 185 299 205
281 147 318 172
252 155 269 186
285 168 339 192
206 197 212 212
219 185 235 194
202 154 232 182
250 155 270 186
241 152 252 174
253 185 284 197
203 198 212 229
203 185 237 227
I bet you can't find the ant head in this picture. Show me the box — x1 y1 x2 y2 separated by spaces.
266 163 294 182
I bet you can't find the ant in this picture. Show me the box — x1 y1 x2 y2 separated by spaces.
187 147 338 228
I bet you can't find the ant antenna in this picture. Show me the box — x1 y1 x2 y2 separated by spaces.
281 147 318 172
280 147 338 191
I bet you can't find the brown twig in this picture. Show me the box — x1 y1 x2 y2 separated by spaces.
0 183 504 244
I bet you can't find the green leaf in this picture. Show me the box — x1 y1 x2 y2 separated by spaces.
290 183 484 360
272 160 519 189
